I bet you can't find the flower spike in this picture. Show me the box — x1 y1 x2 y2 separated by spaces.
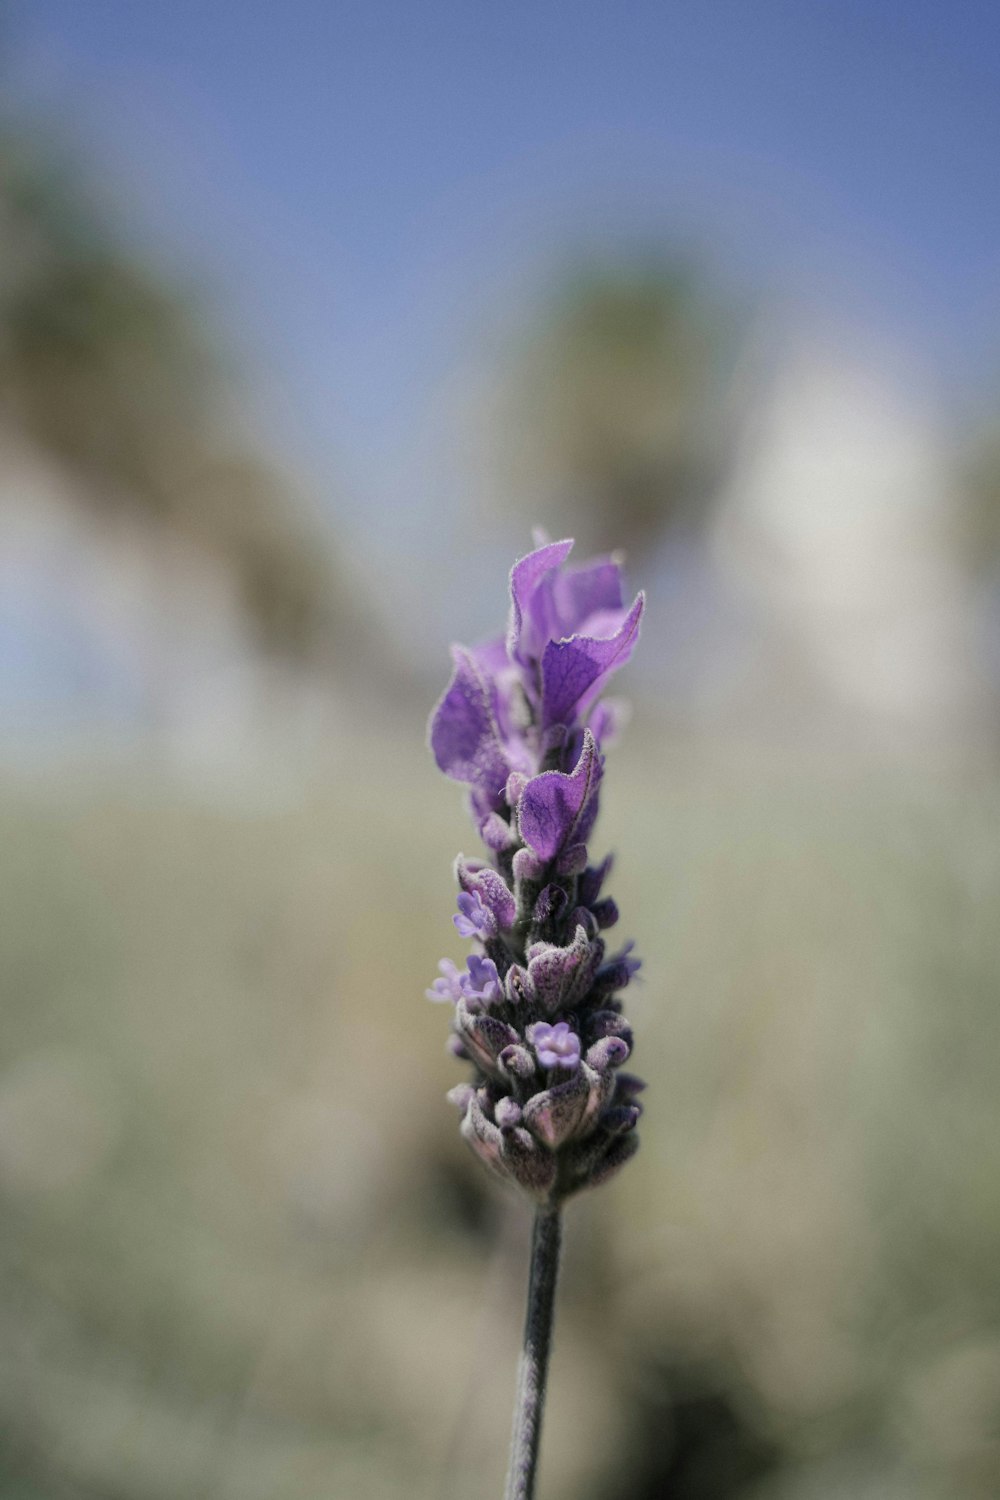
426 535 644 1203
426 535 645 1500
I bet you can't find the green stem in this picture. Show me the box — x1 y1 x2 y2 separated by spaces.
503 1205 563 1500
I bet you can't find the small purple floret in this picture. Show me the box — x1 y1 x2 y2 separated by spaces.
426 958 466 1004
454 889 495 939
463 953 503 1006
529 1020 582 1071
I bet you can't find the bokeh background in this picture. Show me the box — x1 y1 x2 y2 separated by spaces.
2 3 1000 1497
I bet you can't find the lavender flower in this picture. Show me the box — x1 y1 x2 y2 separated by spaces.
454 889 496 938
425 958 466 1004
463 953 503 1007
427 535 645 1203
427 537 645 1500
528 1021 582 1070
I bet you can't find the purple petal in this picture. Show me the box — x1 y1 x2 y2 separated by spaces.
425 958 464 1003
470 635 526 751
592 942 641 997
428 647 510 812
469 635 509 676
463 953 502 1005
614 1072 647 1106
507 539 574 666
590 898 619 929
454 889 497 941
535 1028 582 1069
540 592 644 730
578 854 613 908
555 843 589 878
518 730 603 863
550 559 624 635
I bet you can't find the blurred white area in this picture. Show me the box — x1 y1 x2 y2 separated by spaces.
0 429 345 778
712 337 981 744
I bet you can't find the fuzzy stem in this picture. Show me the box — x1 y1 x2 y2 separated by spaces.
503 1205 563 1500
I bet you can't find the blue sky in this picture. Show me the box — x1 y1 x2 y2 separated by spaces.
7 0 1000 646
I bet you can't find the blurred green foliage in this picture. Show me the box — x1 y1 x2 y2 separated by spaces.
1 730 998 1499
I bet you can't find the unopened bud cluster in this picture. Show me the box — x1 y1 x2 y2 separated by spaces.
427 539 645 1202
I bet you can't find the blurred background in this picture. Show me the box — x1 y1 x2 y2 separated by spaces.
1 2 999 1496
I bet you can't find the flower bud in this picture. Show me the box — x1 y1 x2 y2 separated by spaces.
585 1036 630 1071
523 1070 590 1148
527 925 601 1013
494 1096 523 1130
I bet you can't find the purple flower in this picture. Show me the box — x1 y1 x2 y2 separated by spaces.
507 539 644 729
463 953 503 1007
454 889 496 939
425 958 465 1004
508 541 630 663
528 1021 582 1071
429 540 643 815
427 534 645 1206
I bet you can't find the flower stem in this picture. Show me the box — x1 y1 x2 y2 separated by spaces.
503 1204 563 1500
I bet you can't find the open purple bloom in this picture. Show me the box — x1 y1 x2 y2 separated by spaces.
508 540 633 666
528 1021 582 1071
425 958 466 1004
463 953 503 1007
508 539 644 725
454 889 496 939
431 539 643 825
